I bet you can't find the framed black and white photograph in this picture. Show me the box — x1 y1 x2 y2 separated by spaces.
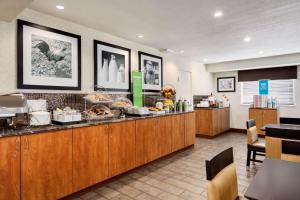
94 40 131 92
138 52 163 92
17 19 81 90
217 77 236 92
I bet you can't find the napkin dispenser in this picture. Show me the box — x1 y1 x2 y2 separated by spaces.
27 100 51 126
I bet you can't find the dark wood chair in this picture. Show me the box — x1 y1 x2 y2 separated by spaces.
281 140 300 163
246 119 265 169
280 117 300 125
205 147 238 200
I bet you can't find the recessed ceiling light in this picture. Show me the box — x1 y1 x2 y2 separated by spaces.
180 50 184 54
203 58 208 62
244 36 252 42
214 11 223 18
56 5 64 10
259 51 264 54
138 34 144 38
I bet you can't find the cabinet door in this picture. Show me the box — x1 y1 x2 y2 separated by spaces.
197 109 212 135
21 130 73 200
171 114 185 152
156 116 172 157
0 137 20 200
249 109 263 135
136 118 157 166
263 109 278 126
212 110 220 135
73 125 109 191
185 112 196 146
109 121 136 177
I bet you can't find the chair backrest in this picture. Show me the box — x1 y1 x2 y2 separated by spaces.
280 117 300 125
281 140 300 163
246 119 258 144
206 147 238 200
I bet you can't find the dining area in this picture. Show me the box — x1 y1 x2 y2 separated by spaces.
205 117 300 200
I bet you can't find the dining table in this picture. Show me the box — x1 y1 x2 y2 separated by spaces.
261 123 300 132
244 158 300 200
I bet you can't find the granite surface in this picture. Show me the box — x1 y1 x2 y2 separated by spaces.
194 107 229 109
0 111 194 138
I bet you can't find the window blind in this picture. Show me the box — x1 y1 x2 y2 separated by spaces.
241 79 295 105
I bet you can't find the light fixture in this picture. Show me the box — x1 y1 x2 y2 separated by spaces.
214 11 223 18
259 50 264 54
56 5 64 10
244 36 252 42
138 34 144 38
203 58 208 62
180 50 184 54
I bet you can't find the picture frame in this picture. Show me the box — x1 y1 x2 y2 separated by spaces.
138 51 163 92
94 40 131 92
217 77 236 92
17 19 81 90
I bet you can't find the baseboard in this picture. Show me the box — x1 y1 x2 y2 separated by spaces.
229 128 247 133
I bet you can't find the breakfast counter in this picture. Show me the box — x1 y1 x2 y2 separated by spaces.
0 111 194 138
0 111 196 200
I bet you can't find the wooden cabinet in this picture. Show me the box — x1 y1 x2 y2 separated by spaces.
73 125 109 191
21 130 73 200
185 112 196 146
0 136 20 200
249 108 278 135
196 108 230 137
171 114 186 152
108 121 136 177
136 118 158 166
1 112 197 200
156 116 173 157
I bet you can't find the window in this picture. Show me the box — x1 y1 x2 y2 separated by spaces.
241 79 295 106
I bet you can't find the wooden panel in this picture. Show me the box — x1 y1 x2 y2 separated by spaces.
196 109 212 135
21 130 73 200
212 110 221 135
266 136 282 159
156 116 172 157
171 114 185 151
73 125 109 192
0 136 20 200
185 112 196 146
136 118 157 166
249 108 263 135
109 121 136 177
263 109 278 126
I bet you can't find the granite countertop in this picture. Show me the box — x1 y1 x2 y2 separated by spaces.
194 107 229 109
0 111 194 138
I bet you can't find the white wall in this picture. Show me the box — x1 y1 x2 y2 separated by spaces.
212 67 300 129
0 9 213 98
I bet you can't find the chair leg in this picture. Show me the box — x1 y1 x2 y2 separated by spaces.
253 151 257 165
246 149 251 170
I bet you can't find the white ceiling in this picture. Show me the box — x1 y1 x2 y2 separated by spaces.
0 0 32 22
29 0 300 63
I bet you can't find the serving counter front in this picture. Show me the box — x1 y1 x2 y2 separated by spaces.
0 112 195 200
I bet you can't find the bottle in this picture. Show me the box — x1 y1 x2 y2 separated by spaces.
178 99 183 112
102 58 109 82
183 100 188 112
108 55 118 82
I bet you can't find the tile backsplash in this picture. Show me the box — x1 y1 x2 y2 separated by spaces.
23 93 163 111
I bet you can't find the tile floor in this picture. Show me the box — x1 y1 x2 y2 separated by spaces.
69 132 261 200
